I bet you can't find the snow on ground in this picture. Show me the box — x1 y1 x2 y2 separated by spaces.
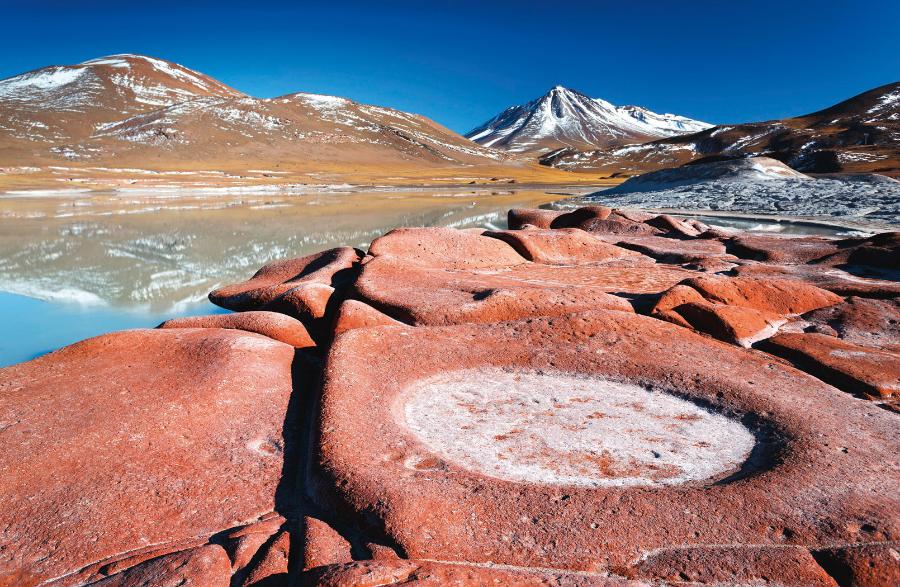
586 158 899 225
402 369 755 487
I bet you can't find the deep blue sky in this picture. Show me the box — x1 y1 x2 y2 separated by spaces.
2 1 898 133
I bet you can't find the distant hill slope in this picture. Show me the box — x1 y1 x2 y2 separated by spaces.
0 55 587 188
466 86 710 154
541 82 900 177
0 54 244 143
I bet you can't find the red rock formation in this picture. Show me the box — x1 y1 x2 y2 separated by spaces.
507 207 564 229
368 227 525 268
661 300 785 347
300 559 635 586
353 255 640 325
678 275 842 314
160 311 316 348
0 329 296 584
762 332 900 398
4 204 900 586
89 545 232 587
483 227 647 265
332 299 406 337
801 296 900 350
611 235 732 263
313 311 898 571
210 247 360 311
813 544 900 587
625 545 837 585
728 234 843 263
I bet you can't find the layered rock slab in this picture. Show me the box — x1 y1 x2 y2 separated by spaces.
88 545 232 587
208 247 361 339
0 328 297 584
313 311 899 571
801 296 900 350
352 256 677 325
762 332 900 399
159 311 315 348
301 559 639 586
483 227 647 265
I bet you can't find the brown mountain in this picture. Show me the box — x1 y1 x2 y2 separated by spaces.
0 55 582 189
541 82 900 177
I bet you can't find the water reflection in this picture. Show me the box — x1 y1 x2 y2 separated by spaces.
0 188 579 311
0 188 580 366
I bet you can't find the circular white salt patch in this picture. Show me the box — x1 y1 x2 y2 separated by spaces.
401 369 756 487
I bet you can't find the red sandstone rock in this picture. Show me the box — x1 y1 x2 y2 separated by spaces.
209 247 360 311
578 213 663 236
89 545 232 587
365 544 399 561
332 300 406 336
679 275 843 314
367 227 525 268
274 282 339 332
733 262 900 298
813 544 900 587
313 311 899 571
548 205 613 228
812 232 900 270
625 545 837 585
300 559 635 586
801 296 900 350
652 283 707 313
697 227 732 240
353 256 664 326
612 235 732 264
683 256 739 273
483 227 647 265
160 311 315 348
611 209 656 223
664 300 786 347
507 208 563 230
728 234 842 264
238 531 290 587
225 516 286 574
0 329 296 584
762 332 900 398
645 214 702 238
301 517 353 571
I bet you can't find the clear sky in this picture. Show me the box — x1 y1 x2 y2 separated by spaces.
2 0 898 133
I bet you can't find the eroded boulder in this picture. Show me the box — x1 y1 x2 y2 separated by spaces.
352 256 674 326
483 227 648 265
761 332 900 399
0 329 297 584
312 311 899 571
159 311 315 348
367 227 525 268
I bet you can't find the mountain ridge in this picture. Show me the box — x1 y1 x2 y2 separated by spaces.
0 54 593 189
541 81 900 177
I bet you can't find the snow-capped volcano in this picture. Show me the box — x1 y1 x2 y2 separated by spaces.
466 86 711 153
542 81 900 176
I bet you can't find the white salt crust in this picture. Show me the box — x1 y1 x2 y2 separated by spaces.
402 369 756 487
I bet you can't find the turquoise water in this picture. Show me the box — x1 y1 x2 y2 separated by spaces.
0 292 226 367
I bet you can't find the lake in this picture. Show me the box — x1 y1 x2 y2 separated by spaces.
0 187 585 366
